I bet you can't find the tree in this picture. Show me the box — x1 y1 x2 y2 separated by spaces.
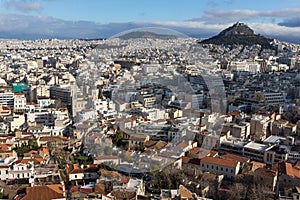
112 131 123 147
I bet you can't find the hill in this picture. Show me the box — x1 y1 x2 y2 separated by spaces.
117 31 178 40
200 22 273 48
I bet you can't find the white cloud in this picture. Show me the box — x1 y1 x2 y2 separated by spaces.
249 22 300 38
191 8 300 25
3 0 42 13
0 14 299 43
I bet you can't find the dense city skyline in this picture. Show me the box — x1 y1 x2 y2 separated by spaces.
0 1 300 199
0 0 299 42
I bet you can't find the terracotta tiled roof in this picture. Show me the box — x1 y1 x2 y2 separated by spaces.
221 153 250 163
179 185 193 199
176 141 189 149
155 141 167 150
39 136 69 142
40 147 50 155
111 189 136 200
0 144 10 151
0 139 7 143
201 156 238 168
20 157 44 165
227 110 241 116
279 162 300 179
20 184 65 200
130 116 138 121
209 150 218 157
144 140 157 148
188 147 201 155
68 165 99 174
181 156 200 165
181 156 191 164
254 168 277 177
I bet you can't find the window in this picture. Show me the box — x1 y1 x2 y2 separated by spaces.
216 166 218 170
231 169 233 173
226 168 228 172
221 167 223 171
75 175 77 178
211 165 214 169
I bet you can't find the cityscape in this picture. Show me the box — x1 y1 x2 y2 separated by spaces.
0 0 299 200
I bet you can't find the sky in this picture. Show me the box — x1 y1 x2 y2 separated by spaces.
0 0 300 42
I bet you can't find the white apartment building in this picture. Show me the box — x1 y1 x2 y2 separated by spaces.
8 162 34 182
14 93 27 112
143 64 160 74
229 61 261 73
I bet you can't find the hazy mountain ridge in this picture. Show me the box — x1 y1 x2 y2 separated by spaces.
117 31 178 40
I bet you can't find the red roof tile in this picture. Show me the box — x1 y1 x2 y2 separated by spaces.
201 156 238 168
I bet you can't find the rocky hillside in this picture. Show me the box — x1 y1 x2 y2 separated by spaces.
200 22 273 48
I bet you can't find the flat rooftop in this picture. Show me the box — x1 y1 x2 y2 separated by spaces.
244 142 268 151
264 135 286 144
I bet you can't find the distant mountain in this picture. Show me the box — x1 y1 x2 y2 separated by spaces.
200 22 273 48
117 31 178 40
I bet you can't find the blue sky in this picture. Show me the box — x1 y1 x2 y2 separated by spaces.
0 0 299 42
0 0 297 23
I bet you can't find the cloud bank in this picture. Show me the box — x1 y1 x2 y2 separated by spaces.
3 0 42 13
0 9 299 43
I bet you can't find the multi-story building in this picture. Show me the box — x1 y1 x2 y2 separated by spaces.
200 156 240 179
27 108 53 126
14 93 27 112
0 90 14 108
243 142 269 162
263 92 285 105
143 64 160 74
264 145 290 164
253 167 277 192
278 162 300 190
219 140 246 156
229 61 261 73
37 97 51 108
7 162 34 184
223 122 250 139
50 85 77 117
250 115 270 142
